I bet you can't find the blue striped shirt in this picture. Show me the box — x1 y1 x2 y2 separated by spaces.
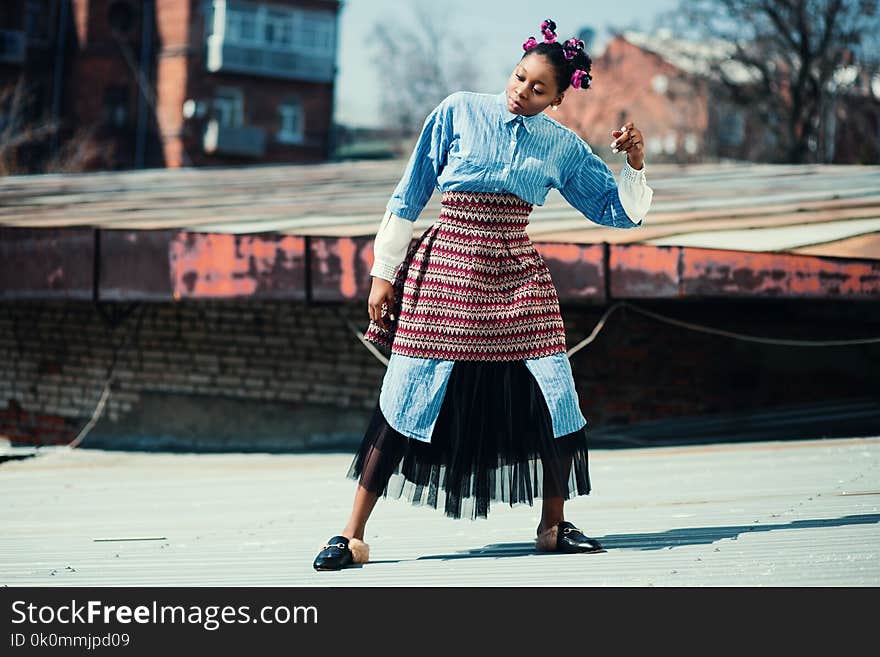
386 89 647 228
378 90 648 443
380 351 589 442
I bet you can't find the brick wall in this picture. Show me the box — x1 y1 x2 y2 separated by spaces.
0 300 384 450
562 299 879 443
1 298 878 451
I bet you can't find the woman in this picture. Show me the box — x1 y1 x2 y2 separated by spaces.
314 18 654 570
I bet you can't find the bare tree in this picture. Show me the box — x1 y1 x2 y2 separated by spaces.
44 124 117 174
0 77 58 176
0 76 115 175
368 1 481 145
655 0 880 163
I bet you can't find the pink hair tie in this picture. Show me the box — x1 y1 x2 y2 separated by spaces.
522 36 538 51
570 69 590 89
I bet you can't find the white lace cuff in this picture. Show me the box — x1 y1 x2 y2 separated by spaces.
370 210 415 282
617 161 653 225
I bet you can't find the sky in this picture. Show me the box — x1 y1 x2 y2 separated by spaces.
334 0 681 128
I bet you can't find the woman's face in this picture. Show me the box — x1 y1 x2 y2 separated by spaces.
505 53 562 116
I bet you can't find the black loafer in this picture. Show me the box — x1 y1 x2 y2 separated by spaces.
312 535 370 571
536 521 606 554
556 521 606 553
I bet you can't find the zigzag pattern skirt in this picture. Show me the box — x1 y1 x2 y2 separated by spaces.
363 191 568 360
353 191 591 520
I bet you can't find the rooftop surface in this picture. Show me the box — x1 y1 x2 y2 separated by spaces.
2 161 879 260
2 435 878 586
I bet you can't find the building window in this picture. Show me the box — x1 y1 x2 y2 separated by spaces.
265 9 294 47
204 1 336 80
278 98 304 144
302 14 333 48
226 8 257 42
684 132 699 154
718 110 746 146
663 131 678 154
103 85 129 127
211 87 243 127
217 1 334 51
651 74 668 95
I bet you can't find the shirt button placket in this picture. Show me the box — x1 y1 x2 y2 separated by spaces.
500 121 518 180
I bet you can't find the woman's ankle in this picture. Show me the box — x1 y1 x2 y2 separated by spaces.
539 498 565 534
341 526 365 541
537 517 564 535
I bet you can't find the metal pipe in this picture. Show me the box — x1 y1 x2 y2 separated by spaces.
50 0 70 159
135 0 154 169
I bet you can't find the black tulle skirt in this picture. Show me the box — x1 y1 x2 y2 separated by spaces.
346 359 592 520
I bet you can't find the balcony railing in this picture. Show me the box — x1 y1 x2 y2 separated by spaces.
206 36 334 81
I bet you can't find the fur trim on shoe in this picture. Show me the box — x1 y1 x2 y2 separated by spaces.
348 537 370 563
535 525 558 552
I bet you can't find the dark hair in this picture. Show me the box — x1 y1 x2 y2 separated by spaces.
520 19 593 94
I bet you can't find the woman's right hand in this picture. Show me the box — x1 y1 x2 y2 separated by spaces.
368 277 396 330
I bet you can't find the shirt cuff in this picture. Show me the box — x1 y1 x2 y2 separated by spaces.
370 210 415 282
370 260 400 282
617 160 653 225
385 199 420 221
620 160 647 185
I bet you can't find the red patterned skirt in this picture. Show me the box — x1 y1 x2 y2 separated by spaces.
363 191 568 360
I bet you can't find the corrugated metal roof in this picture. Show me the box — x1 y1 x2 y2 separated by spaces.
1 161 878 260
2 436 878 586
647 217 880 251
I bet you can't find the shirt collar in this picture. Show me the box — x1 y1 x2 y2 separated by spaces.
497 90 541 134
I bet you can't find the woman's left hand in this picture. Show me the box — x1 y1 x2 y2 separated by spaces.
610 121 645 170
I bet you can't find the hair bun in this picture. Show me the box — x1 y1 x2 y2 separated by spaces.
562 37 585 60
540 18 557 43
570 68 591 89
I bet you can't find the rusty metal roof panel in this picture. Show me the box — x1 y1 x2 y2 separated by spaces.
1 162 878 302
610 243 880 299
0 227 95 301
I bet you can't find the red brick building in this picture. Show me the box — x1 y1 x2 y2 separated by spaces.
559 29 879 165
1 0 342 172
555 30 747 164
